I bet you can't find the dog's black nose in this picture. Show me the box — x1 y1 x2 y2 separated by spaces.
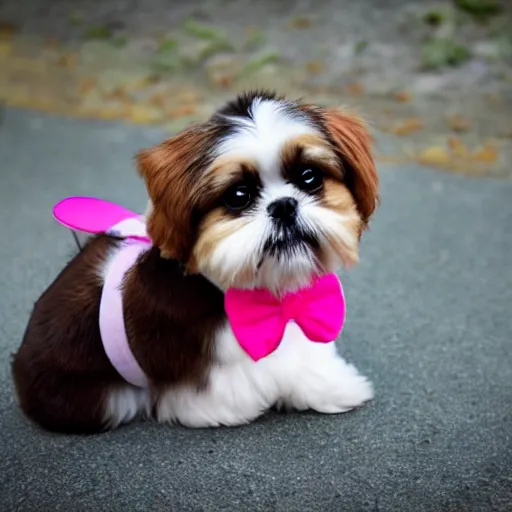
267 197 298 222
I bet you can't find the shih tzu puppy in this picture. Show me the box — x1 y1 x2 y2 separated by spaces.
12 91 379 434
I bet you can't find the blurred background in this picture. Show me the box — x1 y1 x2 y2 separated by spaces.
1 2 512 511
0 0 511 175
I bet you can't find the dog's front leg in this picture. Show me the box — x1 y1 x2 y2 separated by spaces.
274 324 374 414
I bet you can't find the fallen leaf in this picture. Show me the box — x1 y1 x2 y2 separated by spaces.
0 40 11 56
126 105 163 124
4 56 46 73
485 93 502 106
347 82 364 95
417 146 451 166
94 107 127 120
472 142 498 163
176 90 203 103
0 21 19 40
374 154 408 164
78 78 96 95
44 38 61 49
147 91 167 107
393 91 411 103
447 114 470 132
415 138 499 171
287 16 312 29
168 105 196 119
387 118 423 136
105 86 131 104
448 136 468 157
56 53 79 68
211 73 235 88
7 93 58 112
129 74 161 91
306 60 325 74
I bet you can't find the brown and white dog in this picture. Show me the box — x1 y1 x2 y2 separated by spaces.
12 91 379 434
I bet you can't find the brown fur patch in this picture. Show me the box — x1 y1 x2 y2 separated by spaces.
137 125 215 262
12 235 226 433
123 245 225 388
322 178 359 216
280 134 341 180
12 236 125 433
322 110 379 228
138 129 259 266
319 178 361 267
206 156 259 195
191 208 253 287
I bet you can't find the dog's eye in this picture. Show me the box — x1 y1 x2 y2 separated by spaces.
298 167 323 193
224 185 253 211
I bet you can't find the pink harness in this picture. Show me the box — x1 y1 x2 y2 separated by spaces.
99 240 149 387
53 196 346 388
54 197 151 387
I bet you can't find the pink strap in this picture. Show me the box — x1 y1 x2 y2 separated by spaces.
99 242 149 387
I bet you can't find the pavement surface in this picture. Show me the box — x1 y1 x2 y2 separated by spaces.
0 107 511 511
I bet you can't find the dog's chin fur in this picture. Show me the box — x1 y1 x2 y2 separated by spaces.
199 241 346 295
12 91 379 433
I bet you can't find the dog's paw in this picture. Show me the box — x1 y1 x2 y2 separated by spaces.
281 357 374 414
310 370 374 414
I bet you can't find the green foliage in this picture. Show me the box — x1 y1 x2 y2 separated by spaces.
157 38 178 55
183 20 227 41
241 52 280 75
245 29 265 50
355 40 368 54
110 36 127 48
84 26 112 40
454 0 502 22
422 9 448 26
421 38 471 69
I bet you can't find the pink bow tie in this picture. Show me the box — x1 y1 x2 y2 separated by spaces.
225 273 346 361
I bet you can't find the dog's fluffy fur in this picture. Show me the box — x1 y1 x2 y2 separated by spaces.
12 91 379 433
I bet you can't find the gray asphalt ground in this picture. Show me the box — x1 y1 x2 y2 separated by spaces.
0 107 511 511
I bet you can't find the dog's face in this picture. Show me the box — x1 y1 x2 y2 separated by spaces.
138 92 378 293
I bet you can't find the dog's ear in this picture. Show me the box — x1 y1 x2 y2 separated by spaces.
323 109 379 229
137 126 210 261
